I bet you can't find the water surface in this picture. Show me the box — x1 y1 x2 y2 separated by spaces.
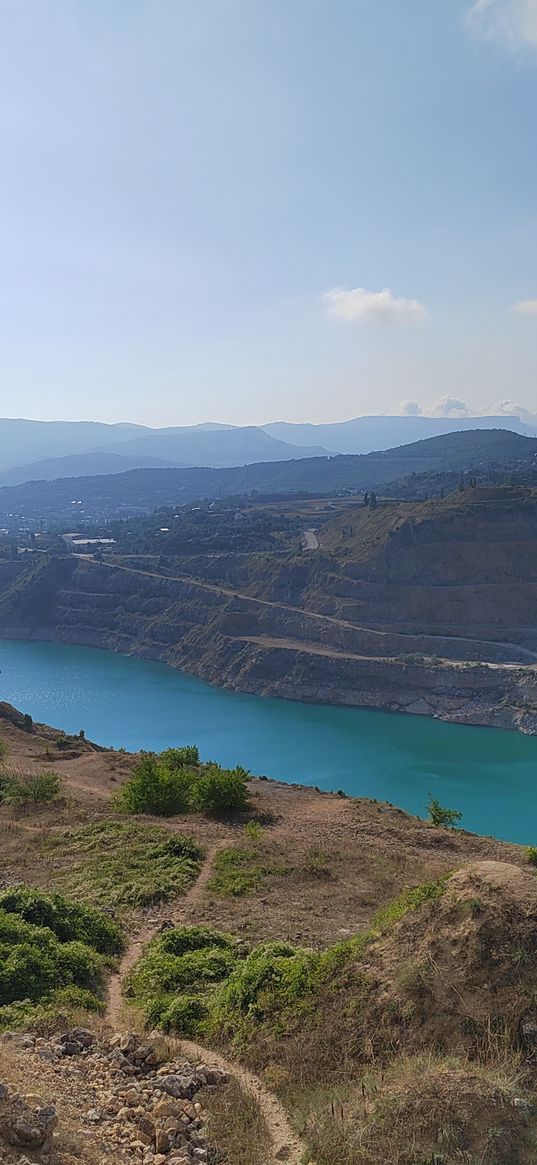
2 638 537 844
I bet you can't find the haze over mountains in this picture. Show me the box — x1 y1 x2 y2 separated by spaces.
0 412 536 486
2 428 536 522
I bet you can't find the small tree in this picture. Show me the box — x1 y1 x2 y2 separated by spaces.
427 794 462 829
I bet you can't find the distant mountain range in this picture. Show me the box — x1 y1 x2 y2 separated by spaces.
0 413 535 486
2 428 535 521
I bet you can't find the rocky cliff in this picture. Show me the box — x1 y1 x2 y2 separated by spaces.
2 489 537 733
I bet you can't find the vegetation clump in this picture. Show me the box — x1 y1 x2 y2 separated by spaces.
125 925 243 1034
44 821 204 910
209 847 267 897
0 768 62 805
427 794 462 829
115 747 249 818
0 887 123 1030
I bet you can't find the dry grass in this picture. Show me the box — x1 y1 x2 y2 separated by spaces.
298 1054 537 1165
202 1077 271 1165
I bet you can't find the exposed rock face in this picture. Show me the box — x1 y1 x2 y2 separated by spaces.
2 490 537 732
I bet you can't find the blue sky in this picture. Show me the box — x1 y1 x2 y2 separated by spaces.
0 0 536 426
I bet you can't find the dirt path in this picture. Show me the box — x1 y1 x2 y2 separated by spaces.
105 841 307 1165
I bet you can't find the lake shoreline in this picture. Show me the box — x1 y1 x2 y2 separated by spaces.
3 622 537 738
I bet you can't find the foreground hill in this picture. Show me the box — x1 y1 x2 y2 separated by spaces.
2 485 537 731
0 427 535 520
1 704 537 1165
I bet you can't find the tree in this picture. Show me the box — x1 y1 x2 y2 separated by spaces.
427 794 462 829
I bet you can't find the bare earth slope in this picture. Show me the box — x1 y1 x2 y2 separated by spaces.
3 487 537 731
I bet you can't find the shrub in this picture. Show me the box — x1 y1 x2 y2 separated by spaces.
115 749 250 818
427 794 462 829
209 942 319 1039
192 764 249 817
0 887 122 1024
125 925 242 1036
160 746 199 768
527 846 537 867
115 755 194 816
0 887 123 955
1 769 62 804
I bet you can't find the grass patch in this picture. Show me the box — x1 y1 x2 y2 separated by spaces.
44 821 204 911
203 1077 271 1165
208 843 293 898
371 876 449 935
209 847 266 897
300 1055 537 1165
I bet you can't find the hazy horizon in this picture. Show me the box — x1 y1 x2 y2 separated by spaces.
0 1 536 427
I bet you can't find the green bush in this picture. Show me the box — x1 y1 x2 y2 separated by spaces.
209 942 319 1039
244 820 263 841
0 893 116 1018
1 769 62 804
192 764 249 817
125 924 242 1035
114 754 194 816
0 985 105 1032
0 887 123 955
527 846 537 867
160 746 200 768
0 887 125 1027
426 794 462 829
115 748 250 818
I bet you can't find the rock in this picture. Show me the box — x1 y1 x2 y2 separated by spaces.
17 1036 35 1049
155 1128 171 1153
120 1032 139 1053
86 1108 102 1123
70 1027 96 1048
62 1040 83 1056
521 1020 537 1043
159 1075 192 1100
0 1084 8 1100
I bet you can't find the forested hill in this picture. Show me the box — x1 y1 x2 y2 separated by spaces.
1 427 535 519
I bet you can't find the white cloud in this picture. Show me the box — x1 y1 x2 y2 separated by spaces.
324 287 427 324
512 298 537 314
486 399 537 421
399 400 423 415
431 396 471 418
467 0 537 50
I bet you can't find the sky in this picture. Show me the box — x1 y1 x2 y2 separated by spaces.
0 0 536 427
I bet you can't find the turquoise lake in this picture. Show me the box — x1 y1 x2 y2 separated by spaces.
1 638 537 844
